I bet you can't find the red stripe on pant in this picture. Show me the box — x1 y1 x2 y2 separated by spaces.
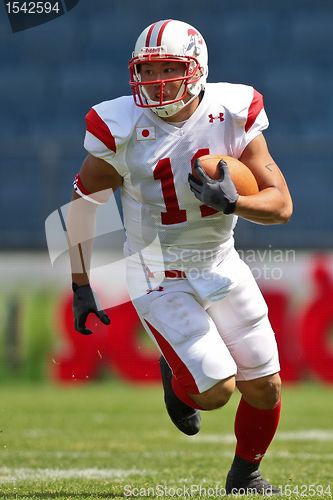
144 320 202 409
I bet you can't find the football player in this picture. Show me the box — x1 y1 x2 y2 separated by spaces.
69 20 293 495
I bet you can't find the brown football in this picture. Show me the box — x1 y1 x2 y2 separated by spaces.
193 154 259 196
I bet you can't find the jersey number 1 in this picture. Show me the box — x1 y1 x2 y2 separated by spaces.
153 149 218 225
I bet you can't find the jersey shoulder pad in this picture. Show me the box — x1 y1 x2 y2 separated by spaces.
206 82 269 157
84 96 138 165
208 82 265 125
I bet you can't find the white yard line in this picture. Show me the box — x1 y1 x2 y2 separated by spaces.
275 430 333 441
4 430 333 459
1 428 332 483
0 466 153 483
272 450 333 461
189 429 333 444
0 453 332 484
4 450 115 458
1 449 333 483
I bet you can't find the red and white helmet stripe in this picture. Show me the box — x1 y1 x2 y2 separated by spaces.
145 19 172 47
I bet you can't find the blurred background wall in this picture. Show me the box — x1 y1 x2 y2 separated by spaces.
1 0 333 248
0 0 332 383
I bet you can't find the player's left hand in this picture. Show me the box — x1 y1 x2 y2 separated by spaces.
188 159 239 214
72 283 110 335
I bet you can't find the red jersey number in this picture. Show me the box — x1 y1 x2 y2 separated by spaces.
154 149 218 225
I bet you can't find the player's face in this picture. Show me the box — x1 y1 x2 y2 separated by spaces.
139 61 188 102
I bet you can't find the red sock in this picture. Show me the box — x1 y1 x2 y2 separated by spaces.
171 377 204 410
234 397 281 463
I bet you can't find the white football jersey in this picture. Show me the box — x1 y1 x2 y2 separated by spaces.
84 83 268 273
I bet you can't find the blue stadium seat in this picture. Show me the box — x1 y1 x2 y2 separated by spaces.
262 67 319 135
291 12 333 63
0 69 45 112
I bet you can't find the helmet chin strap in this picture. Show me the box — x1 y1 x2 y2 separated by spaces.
152 93 199 118
142 82 198 118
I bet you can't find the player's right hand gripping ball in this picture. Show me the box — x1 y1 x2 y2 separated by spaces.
188 159 239 214
72 283 110 335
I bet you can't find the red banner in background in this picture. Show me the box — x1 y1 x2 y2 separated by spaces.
54 297 161 383
299 257 333 381
53 256 333 384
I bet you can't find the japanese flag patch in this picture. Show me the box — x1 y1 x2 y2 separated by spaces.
136 126 156 141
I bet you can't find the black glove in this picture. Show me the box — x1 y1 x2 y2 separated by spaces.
72 283 110 335
188 159 239 214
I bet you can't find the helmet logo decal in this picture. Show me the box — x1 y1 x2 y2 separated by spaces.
187 28 203 45
186 28 203 55
139 46 166 56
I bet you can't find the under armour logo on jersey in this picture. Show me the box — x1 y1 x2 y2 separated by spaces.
136 126 156 141
208 113 225 123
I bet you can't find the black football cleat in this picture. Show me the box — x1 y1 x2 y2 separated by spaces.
225 469 281 496
159 356 201 436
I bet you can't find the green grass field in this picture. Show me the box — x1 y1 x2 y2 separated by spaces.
0 381 332 499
